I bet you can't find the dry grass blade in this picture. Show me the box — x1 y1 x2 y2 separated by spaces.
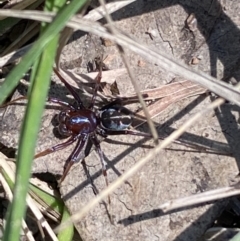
159 184 240 212
98 0 159 143
0 181 34 241
29 178 61 222
0 0 40 17
0 0 135 66
2 0 39 10
59 68 127 86
0 153 58 241
0 156 35 241
124 80 206 100
134 81 207 124
50 69 206 109
84 0 136 21
28 189 61 223
53 67 112 102
55 97 224 233
0 10 239 106
117 51 159 143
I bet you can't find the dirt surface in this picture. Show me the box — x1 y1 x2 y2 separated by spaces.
1 0 240 240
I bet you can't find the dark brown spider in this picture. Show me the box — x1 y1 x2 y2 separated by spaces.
1 66 157 186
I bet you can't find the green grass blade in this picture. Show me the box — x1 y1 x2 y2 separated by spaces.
29 184 64 215
230 232 240 241
2 1 89 240
58 206 75 241
0 0 89 105
1 165 64 219
0 0 44 36
3 25 59 241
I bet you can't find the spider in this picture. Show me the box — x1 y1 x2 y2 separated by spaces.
1 66 158 185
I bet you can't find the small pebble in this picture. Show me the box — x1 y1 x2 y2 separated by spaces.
146 27 158 39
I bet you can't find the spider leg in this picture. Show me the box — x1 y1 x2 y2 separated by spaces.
60 135 88 183
100 98 123 111
47 97 75 109
0 96 27 108
54 68 85 109
34 135 78 159
88 64 102 109
0 96 75 110
90 134 111 204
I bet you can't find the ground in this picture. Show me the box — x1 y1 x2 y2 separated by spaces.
1 0 240 240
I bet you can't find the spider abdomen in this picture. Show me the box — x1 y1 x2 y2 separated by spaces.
100 106 132 130
57 109 97 135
